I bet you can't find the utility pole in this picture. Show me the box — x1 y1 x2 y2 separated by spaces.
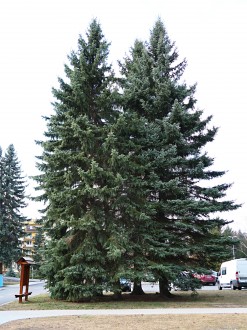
229 236 238 259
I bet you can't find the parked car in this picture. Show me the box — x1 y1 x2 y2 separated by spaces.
120 278 131 292
171 271 202 291
211 270 218 281
217 258 247 290
193 270 217 286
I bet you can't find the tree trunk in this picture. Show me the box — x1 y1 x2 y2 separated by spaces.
131 280 145 295
112 280 123 300
159 277 173 298
112 291 123 300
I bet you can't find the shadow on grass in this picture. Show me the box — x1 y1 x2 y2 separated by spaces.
1 290 247 311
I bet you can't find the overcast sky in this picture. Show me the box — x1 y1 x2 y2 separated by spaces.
0 0 247 231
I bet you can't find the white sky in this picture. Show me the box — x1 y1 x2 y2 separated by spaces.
0 0 247 232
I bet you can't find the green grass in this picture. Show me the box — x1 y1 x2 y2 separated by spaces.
1 290 247 311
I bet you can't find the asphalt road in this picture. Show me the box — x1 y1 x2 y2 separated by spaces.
0 281 47 305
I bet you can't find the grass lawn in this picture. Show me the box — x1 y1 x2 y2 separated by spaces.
1 289 247 310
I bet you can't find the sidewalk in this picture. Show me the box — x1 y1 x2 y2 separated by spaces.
1 308 247 325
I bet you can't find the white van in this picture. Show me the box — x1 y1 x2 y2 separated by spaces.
218 258 247 290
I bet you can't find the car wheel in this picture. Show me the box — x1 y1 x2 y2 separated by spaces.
218 283 222 290
230 282 236 290
238 287 242 290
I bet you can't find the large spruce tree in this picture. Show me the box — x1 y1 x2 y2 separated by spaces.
119 18 240 295
35 19 129 301
0 144 27 266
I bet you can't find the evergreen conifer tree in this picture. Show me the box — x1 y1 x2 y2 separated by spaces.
35 18 241 300
119 18 240 295
223 226 247 260
0 144 27 266
35 19 128 301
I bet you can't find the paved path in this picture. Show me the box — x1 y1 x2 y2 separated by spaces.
1 308 247 325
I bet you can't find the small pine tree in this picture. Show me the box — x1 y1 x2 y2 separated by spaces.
0 144 27 267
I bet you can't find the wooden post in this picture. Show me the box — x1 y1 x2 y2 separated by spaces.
15 257 34 303
24 264 30 301
0 262 3 287
19 264 25 303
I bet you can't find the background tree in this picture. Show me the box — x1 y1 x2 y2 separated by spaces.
223 226 247 259
0 144 27 267
0 147 4 265
119 18 240 296
32 220 46 278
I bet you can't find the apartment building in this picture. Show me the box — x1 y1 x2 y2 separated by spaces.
20 219 41 257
